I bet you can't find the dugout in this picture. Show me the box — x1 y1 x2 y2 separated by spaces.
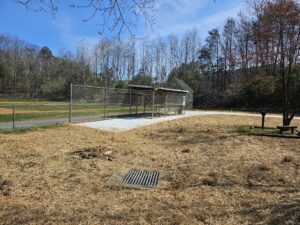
127 85 189 118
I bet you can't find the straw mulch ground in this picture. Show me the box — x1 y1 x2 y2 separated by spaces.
0 115 299 225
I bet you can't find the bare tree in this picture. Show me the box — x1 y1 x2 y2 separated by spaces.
76 40 89 85
168 34 181 70
156 37 167 83
139 38 153 76
123 38 136 81
200 29 221 90
222 18 237 89
236 13 252 77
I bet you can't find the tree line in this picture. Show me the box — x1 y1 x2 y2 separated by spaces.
0 35 95 100
0 29 201 99
1 0 300 125
169 0 300 125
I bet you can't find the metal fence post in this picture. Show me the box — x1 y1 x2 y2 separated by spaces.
143 95 146 113
69 83 73 123
261 111 266 129
129 89 132 115
135 93 138 115
165 94 168 115
12 104 15 130
103 87 107 119
152 90 155 119
176 95 179 114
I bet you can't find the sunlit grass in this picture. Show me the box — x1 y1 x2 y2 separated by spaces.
0 124 65 134
0 103 145 122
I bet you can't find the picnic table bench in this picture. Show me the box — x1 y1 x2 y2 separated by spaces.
276 126 298 134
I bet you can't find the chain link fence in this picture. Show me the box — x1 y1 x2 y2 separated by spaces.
71 84 187 122
0 84 189 130
0 103 70 130
70 84 148 123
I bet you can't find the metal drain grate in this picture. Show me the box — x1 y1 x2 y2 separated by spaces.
122 169 160 187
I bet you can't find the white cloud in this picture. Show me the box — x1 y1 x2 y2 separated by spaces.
158 0 209 14
144 0 246 39
50 1 246 50
51 14 99 51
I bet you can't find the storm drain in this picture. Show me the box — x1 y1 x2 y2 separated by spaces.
122 169 160 188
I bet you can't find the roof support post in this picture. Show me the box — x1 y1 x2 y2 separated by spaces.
129 88 132 115
103 87 107 119
69 83 72 123
135 93 138 115
152 90 155 119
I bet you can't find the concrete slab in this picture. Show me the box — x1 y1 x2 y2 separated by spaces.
79 111 205 131
78 110 300 132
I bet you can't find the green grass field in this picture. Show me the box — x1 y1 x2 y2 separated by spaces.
0 98 147 122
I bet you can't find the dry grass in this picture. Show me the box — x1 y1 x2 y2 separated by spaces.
0 115 299 225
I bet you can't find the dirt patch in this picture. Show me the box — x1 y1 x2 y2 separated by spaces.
201 172 219 186
0 108 104 115
0 101 65 105
72 146 115 161
246 164 274 186
17 161 38 170
282 156 294 163
0 176 11 196
0 108 43 115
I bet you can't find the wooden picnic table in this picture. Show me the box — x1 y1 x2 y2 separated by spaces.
276 126 298 134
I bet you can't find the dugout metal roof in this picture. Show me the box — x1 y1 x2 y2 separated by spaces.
127 85 189 94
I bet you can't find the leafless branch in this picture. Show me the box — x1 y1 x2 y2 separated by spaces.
15 0 157 38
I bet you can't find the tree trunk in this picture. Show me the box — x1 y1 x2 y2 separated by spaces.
279 21 290 126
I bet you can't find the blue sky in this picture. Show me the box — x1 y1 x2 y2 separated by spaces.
0 0 246 55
